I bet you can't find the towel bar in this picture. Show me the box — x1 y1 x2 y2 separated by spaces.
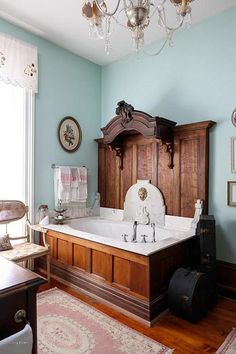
51 164 88 170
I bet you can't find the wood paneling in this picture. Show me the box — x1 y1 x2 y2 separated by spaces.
113 256 130 288
57 239 69 264
179 138 199 216
43 229 198 322
96 120 215 217
105 148 120 208
47 234 55 258
173 121 214 216
92 250 107 279
47 229 148 265
73 244 87 270
130 262 148 297
137 143 152 179
120 144 133 206
217 260 236 293
157 144 174 215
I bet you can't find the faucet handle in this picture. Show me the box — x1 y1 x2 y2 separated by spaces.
141 234 148 243
122 234 128 242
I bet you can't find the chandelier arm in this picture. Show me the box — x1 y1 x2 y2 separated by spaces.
113 8 130 28
159 0 168 6
157 7 184 32
148 7 158 20
94 0 123 17
142 38 168 56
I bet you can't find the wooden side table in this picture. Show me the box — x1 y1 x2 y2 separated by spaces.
0 256 46 353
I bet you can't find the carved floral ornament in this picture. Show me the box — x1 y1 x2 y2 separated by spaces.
0 33 38 93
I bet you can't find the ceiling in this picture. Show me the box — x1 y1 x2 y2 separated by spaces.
0 0 236 65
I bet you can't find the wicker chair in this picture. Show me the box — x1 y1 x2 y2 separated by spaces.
0 200 50 281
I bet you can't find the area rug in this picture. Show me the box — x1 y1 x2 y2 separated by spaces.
216 329 236 354
37 288 173 354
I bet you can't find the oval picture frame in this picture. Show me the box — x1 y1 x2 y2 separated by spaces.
58 116 82 153
232 109 236 127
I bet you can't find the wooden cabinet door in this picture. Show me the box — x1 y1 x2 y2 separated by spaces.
98 142 120 208
173 122 212 217
120 135 158 209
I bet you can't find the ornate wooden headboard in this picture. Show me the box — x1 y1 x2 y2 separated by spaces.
96 101 215 217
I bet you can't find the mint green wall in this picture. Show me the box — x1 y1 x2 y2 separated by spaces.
0 19 101 210
102 8 236 263
1 8 236 263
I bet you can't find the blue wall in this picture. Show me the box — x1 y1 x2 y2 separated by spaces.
0 18 101 210
102 8 236 263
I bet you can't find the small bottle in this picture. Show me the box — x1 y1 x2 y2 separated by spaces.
38 204 49 225
90 193 100 216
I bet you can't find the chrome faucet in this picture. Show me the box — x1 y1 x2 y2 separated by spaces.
151 223 156 242
131 220 138 242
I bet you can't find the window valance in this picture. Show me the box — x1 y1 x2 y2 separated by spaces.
0 33 38 93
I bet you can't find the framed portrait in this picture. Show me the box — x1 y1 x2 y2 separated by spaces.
231 137 236 172
227 181 236 206
58 116 82 152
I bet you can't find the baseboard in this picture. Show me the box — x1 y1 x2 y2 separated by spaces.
217 260 236 296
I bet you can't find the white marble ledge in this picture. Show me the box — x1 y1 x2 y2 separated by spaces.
45 217 196 257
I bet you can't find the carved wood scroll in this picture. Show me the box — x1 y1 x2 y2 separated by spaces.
101 101 177 169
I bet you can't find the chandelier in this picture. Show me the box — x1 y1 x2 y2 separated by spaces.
82 0 194 55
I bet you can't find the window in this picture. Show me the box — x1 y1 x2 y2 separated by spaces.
0 81 34 234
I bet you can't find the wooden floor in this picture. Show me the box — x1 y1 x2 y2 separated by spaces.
39 277 236 354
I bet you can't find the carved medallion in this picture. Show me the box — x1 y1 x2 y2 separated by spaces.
138 187 148 201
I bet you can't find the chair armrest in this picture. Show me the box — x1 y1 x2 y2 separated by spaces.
26 220 50 249
26 220 47 233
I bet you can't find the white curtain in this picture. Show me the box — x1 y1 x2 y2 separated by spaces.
0 32 38 93
0 82 35 234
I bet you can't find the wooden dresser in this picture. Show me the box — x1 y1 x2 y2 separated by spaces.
0 256 46 353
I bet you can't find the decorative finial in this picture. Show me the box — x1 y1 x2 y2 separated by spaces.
116 100 134 126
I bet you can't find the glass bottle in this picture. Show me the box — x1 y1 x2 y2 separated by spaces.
37 204 49 225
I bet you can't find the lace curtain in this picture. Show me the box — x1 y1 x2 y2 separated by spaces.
0 32 38 93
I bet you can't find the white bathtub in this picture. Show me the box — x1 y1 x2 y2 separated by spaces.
45 216 196 256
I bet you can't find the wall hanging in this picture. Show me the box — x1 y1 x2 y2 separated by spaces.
58 116 82 152
231 137 236 173
227 181 236 206
231 109 236 127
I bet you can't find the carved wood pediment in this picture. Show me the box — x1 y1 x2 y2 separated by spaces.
101 101 177 169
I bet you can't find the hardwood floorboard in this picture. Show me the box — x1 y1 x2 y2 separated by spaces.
38 277 236 354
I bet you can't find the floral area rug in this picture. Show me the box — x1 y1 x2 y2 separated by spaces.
216 329 236 354
37 288 173 354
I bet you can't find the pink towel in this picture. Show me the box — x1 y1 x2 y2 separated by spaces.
59 167 71 185
78 167 87 184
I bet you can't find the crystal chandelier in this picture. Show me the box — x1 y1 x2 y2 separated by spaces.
82 0 194 55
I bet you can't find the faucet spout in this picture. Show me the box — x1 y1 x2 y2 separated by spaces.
131 220 138 242
151 223 156 242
